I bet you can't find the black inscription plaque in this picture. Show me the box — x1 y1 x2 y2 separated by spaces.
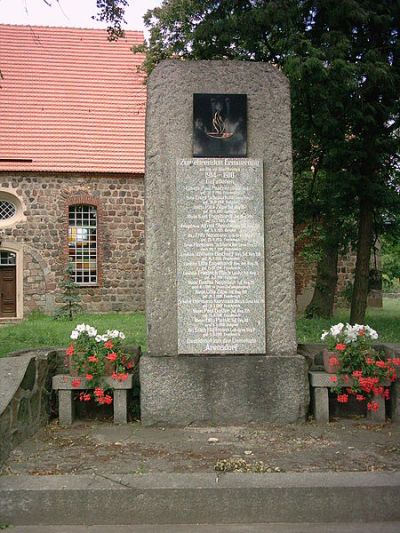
193 94 247 157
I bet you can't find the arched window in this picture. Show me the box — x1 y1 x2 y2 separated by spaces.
68 205 97 285
0 191 25 228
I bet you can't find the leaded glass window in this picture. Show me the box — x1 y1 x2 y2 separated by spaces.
0 200 16 220
68 205 97 285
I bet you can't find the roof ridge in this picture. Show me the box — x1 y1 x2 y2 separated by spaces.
0 23 144 37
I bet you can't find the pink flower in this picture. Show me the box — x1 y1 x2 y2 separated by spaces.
391 358 400 366
104 340 113 349
352 370 363 379
329 376 337 383
365 357 375 365
106 352 117 362
337 394 349 403
85 373 94 381
88 355 98 363
329 356 339 367
375 360 386 369
335 343 346 352
356 394 365 401
71 379 81 388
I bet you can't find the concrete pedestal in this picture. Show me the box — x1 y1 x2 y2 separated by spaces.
140 354 309 426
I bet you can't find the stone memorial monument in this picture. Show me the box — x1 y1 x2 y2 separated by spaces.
141 60 309 425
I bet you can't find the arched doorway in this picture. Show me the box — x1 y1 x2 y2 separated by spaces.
0 250 17 317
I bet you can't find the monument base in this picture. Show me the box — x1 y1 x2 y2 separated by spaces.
140 355 310 426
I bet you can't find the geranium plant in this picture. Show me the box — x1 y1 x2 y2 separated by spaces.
65 323 137 405
321 323 400 412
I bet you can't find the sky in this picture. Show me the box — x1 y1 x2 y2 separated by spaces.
0 0 162 35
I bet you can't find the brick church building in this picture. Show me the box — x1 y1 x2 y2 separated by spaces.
0 24 375 320
0 25 146 319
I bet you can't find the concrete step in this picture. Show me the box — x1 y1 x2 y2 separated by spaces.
7 523 400 532
1 472 399 526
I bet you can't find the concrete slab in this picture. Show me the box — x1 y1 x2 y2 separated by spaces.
1 472 399 525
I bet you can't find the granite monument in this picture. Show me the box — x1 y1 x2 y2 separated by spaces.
141 60 309 425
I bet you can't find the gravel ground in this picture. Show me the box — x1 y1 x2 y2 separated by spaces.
2 417 399 476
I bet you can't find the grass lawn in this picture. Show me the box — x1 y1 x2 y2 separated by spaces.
0 299 398 358
0 312 146 358
297 298 400 344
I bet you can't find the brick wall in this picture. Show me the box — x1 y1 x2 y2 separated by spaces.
294 226 382 311
0 172 145 315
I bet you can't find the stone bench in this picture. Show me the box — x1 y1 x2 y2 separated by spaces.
52 374 133 425
309 370 387 423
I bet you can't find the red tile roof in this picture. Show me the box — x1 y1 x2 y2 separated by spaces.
0 25 146 173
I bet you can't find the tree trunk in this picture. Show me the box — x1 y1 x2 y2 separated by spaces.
305 239 339 319
350 195 374 324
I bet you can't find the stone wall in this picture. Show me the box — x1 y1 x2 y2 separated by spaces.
0 350 59 464
0 173 145 316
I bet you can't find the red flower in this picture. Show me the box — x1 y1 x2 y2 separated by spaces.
104 340 113 349
365 357 375 365
367 401 379 412
391 358 400 366
329 356 339 367
372 386 384 397
85 373 94 381
88 355 98 363
106 352 117 362
329 376 337 383
356 394 365 401
112 372 129 382
352 370 363 379
71 379 81 388
79 392 91 402
104 395 113 405
337 394 349 403
335 343 346 352
375 360 386 369
66 345 74 357
94 387 104 397
383 389 390 400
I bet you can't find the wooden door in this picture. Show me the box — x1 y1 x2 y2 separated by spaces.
0 266 16 317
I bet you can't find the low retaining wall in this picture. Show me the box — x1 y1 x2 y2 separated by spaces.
0 349 62 464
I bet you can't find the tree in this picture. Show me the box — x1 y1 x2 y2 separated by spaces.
54 264 83 320
137 0 400 322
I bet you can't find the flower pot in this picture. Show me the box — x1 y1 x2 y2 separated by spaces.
322 349 341 374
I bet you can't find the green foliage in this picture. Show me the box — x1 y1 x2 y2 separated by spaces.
138 0 400 321
382 238 400 290
54 264 83 321
93 0 128 40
